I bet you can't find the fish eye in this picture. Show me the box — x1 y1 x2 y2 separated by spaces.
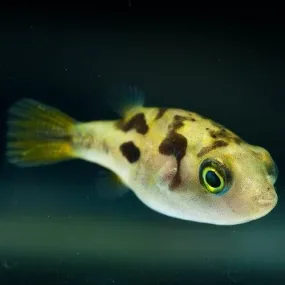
199 159 232 195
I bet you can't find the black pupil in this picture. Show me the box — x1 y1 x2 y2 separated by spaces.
205 170 221 188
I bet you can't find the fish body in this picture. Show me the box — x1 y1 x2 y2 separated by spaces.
6 95 278 225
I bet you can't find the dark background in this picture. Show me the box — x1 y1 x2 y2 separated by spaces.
0 5 285 285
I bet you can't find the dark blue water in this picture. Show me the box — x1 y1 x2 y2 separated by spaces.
0 10 284 285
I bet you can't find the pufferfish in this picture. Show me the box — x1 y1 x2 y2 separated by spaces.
5 89 278 226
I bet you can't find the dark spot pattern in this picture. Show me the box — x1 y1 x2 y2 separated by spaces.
120 141 140 163
197 140 229 158
171 115 188 129
117 113 149 135
159 133 187 189
158 115 189 190
197 121 243 158
209 122 242 144
155 108 168 120
210 128 230 140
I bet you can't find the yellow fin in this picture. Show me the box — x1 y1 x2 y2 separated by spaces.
6 98 76 167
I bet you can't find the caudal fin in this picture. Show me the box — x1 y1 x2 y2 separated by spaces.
6 98 76 167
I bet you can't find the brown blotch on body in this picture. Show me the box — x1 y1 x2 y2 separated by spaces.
197 140 229 158
158 115 189 190
210 128 229 139
170 115 189 130
159 133 187 189
117 113 149 135
155 108 168 120
208 127 243 144
120 141 141 163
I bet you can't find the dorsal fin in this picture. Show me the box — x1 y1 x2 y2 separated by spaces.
107 85 145 117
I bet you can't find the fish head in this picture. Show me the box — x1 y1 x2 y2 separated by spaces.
176 141 278 225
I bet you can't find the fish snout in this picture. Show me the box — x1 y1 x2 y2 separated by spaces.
256 190 278 209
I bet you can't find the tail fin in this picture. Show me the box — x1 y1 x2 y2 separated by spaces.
6 98 76 167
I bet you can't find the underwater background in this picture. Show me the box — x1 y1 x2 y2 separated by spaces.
0 7 285 285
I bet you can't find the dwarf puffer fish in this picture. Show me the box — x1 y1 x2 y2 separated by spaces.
6 93 278 226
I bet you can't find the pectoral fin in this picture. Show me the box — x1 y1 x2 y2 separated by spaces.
94 170 130 200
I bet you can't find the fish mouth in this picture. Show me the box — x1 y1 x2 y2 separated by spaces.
252 198 278 222
257 190 278 209
220 198 278 226
257 199 276 207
